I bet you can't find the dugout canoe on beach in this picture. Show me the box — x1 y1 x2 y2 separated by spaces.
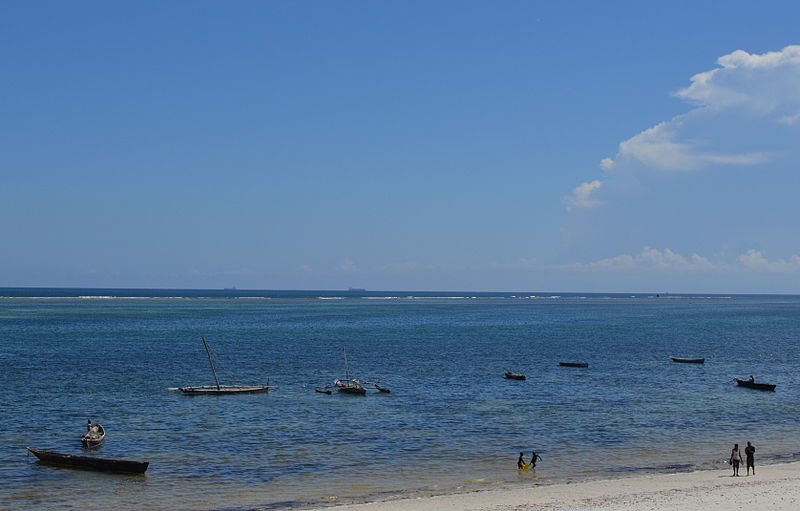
27 447 149 474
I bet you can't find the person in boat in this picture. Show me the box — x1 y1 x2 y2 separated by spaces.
530 451 542 468
745 441 756 475
747 375 755 383
517 452 525 469
729 443 742 476
87 419 93 432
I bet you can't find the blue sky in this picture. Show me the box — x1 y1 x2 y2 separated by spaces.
2 1 799 293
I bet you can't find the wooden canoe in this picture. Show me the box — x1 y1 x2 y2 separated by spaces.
735 378 776 391
670 357 705 364
27 447 149 474
178 385 271 395
504 371 526 380
81 423 106 448
558 362 589 368
178 337 273 395
332 379 367 395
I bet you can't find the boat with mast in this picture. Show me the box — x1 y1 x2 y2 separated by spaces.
315 347 390 395
176 336 273 395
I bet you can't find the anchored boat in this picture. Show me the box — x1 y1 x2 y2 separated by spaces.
315 348 390 395
81 423 106 448
177 337 273 395
734 378 776 391
27 447 149 474
670 357 705 364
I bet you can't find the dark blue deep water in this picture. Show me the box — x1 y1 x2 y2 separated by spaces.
2 289 800 510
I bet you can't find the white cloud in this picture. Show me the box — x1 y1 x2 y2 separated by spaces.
338 258 358 272
613 121 768 172
542 247 800 274
739 249 800 273
564 179 604 211
569 45 800 207
600 158 615 170
677 46 800 111
778 112 800 125
564 247 715 272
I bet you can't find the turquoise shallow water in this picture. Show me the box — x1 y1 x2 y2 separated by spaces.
2 289 800 510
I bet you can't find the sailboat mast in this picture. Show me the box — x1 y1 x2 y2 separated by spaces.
342 346 351 380
201 336 221 390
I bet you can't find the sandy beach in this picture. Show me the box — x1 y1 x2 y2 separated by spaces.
316 461 800 511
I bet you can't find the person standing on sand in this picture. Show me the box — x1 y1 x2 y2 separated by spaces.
729 443 742 476
745 441 756 475
517 452 525 469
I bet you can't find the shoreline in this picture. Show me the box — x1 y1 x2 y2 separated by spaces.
303 460 800 511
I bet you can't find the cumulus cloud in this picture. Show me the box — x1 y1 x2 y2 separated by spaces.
533 247 800 274
615 121 768 172
677 46 800 112
564 180 603 211
739 249 800 272
563 247 715 272
567 45 800 209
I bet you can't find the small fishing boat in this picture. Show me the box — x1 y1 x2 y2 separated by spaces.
315 348 390 395
558 362 589 368
81 423 106 448
176 337 273 395
735 378 776 391
504 371 526 380
27 447 149 474
670 357 705 364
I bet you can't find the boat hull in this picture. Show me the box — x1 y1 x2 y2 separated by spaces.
558 362 589 368
504 372 526 380
337 386 367 395
670 357 705 364
178 385 271 395
81 424 106 448
27 448 149 474
735 379 776 391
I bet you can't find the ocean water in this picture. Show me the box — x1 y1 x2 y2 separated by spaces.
2 289 800 510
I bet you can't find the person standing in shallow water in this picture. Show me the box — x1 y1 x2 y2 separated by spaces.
517 452 525 469
745 441 756 475
530 451 542 468
729 443 742 476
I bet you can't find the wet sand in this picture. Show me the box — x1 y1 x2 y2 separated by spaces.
310 461 800 511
